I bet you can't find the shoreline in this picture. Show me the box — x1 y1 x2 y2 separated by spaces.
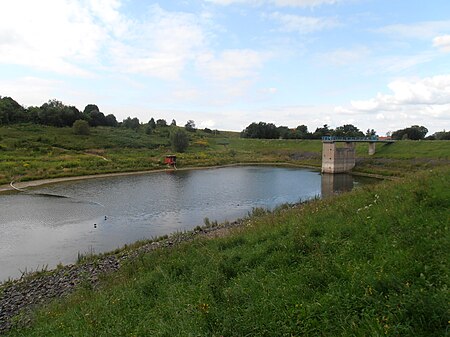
0 165 392 334
0 162 322 193
0 162 392 194
0 214 256 334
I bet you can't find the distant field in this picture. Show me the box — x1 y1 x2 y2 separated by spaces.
1 124 449 185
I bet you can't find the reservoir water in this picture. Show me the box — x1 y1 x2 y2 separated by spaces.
0 166 373 282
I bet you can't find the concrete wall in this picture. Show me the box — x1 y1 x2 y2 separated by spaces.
368 142 376 155
321 142 356 173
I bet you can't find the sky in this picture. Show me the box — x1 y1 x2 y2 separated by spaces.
0 0 449 135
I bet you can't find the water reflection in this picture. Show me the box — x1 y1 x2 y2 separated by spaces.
321 173 354 198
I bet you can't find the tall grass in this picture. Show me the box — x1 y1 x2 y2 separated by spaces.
7 167 449 336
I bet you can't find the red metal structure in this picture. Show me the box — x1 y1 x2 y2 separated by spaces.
164 155 177 167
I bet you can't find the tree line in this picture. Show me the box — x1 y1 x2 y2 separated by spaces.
241 122 374 139
0 96 206 134
0 96 119 128
241 122 449 140
2 96 448 141
0 96 212 153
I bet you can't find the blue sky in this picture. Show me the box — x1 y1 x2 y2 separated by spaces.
1 0 449 135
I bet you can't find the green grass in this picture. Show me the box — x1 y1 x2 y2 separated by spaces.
7 167 449 336
1 125 449 184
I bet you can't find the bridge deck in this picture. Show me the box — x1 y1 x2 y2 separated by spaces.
322 136 395 143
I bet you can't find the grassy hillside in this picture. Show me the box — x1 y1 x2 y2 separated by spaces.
1 124 449 185
6 167 449 336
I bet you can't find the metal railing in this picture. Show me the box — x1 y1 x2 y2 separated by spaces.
322 136 380 142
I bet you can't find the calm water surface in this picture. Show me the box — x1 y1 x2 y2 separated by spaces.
0 166 373 281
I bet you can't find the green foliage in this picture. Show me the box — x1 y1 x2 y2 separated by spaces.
184 120 196 132
39 99 83 127
428 130 450 140
392 125 428 140
0 124 448 186
8 168 450 336
242 122 367 140
72 120 90 135
333 124 364 137
312 124 333 138
147 118 156 130
241 121 279 139
122 117 140 130
156 119 167 127
170 129 189 153
0 96 26 124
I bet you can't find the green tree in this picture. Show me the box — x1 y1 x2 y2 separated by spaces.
431 130 450 140
39 99 82 127
241 122 280 139
392 125 428 140
148 118 156 130
72 119 90 135
277 126 291 139
0 96 26 124
122 117 140 130
105 114 118 127
83 104 113 127
171 129 189 152
26 106 41 124
295 125 311 139
312 124 333 139
333 124 364 137
156 119 167 127
185 120 196 132
145 124 153 135
83 104 99 115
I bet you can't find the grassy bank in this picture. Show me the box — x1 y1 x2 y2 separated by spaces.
1 124 449 185
6 167 449 336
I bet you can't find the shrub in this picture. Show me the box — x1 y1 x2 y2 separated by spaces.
72 119 90 135
170 129 189 153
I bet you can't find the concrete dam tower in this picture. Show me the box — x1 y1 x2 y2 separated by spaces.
321 136 394 174
321 141 356 174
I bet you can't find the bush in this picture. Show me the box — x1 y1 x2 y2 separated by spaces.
72 119 90 135
170 129 189 153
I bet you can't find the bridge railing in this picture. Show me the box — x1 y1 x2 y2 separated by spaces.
322 136 379 142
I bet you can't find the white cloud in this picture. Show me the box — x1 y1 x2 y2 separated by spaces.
199 120 216 128
376 20 450 40
0 2 209 80
433 35 450 52
273 0 342 6
205 0 262 4
88 0 121 26
0 77 64 107
196 49 267 81
348 75 450 111
269 12 339 34
318 46 370 66
205 0 343 7
0 0 109 76
262 87 278 94
112 5 207 80
333 74 450 133
386 75 450 105
376 53 435 73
